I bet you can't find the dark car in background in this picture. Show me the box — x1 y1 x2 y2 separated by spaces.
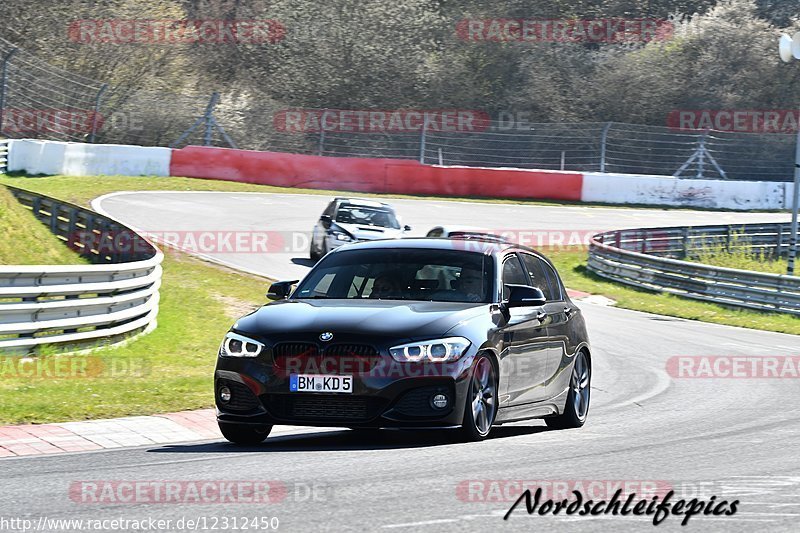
215 238 591 443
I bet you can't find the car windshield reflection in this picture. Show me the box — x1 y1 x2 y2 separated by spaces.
294 248 493 303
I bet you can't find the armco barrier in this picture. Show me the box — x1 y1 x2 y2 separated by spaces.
0 186 163 355
588 223 800 315
0 139 7 174
169 146 585 201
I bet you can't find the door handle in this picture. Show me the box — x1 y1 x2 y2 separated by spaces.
536 311 547 322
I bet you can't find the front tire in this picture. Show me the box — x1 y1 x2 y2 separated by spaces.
219 423 272 445
546 350 590 430
459 355 498 441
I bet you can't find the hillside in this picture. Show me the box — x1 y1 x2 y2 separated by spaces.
0 186 89 265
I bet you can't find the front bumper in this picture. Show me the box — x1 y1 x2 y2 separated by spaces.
215 352 475 429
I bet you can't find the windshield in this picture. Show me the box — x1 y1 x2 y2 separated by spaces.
335 204 400 229
294 248 493 303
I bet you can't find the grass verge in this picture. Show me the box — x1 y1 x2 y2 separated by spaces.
686 232 788 275
0 185 89 265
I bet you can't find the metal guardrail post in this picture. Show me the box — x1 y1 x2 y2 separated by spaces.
682 227 690 259
88 83 108 143
0 48 18 134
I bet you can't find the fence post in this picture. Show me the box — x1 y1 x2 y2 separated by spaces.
777 224 784 258
419 122 427 164
317 129 325 156
204 92 220 146
599 122 612 172
696 131 707 179
88 83 108 143
0 48 18 134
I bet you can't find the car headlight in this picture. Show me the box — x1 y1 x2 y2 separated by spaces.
333 231 352 241
219 332 264 357
389 337 471 363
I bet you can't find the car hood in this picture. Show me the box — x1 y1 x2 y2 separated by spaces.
234 299 489 341
334 222 403 241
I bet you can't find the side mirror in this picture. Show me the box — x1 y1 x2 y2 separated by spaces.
267 280 299 301
504 284 546 308
320 215 332 229
403 225 412 232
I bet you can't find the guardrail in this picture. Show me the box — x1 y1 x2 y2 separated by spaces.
0 185 163 355
0 139 8 173
588 223 800 315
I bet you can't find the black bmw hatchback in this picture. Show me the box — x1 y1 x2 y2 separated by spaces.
215 238 591 443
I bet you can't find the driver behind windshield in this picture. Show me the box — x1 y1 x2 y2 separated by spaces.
369 274 401 299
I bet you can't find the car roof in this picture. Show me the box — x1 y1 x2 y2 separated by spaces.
334 197 392 208
331 237 526 256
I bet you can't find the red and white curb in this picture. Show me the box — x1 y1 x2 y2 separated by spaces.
0 409 220 458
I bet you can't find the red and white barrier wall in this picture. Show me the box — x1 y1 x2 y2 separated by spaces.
6 140 793 211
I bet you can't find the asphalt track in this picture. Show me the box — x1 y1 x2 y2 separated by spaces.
1 192 798 532
92 191 790 281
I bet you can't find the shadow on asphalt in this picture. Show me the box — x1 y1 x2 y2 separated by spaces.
149 425 550 454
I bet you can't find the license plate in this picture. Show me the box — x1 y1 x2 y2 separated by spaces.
290 374 353 394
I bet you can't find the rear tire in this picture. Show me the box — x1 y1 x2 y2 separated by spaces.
219 423 272 445
459 355 498 442
546 350 590 430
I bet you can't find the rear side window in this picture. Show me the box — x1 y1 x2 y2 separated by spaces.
502 255 529 299
540 260 564 301
520 253 562 301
